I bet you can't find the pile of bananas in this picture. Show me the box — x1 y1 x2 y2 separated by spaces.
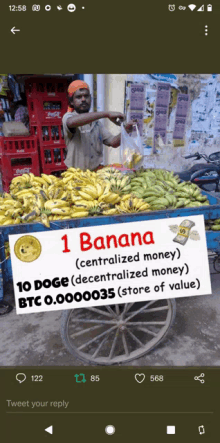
0 166 212 228
0 169 124 227
130 168 210 210
205 219 220 231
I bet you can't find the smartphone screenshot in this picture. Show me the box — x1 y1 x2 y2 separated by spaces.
0 2 220 442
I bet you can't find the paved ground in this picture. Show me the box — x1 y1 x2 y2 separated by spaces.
1 261 220 367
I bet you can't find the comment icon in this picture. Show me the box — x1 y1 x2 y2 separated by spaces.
16 373 26 384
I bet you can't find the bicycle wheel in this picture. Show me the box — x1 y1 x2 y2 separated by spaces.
60 299 176 365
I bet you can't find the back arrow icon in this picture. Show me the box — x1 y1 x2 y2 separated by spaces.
11 27 20 34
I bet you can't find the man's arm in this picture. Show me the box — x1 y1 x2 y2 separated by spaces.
103 121 136 148
67 111 125 129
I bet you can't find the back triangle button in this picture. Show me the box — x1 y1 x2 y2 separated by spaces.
45 425 53 435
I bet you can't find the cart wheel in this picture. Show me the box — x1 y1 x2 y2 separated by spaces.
213 255 220 273
60 299 176 365
0 301 13 316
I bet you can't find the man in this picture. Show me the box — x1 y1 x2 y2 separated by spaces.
62 80 135 170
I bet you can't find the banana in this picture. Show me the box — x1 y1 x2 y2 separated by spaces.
63 175 75 184
138 203 151 211
51 207 71 215
153 197 169 206
34 194 44 210
11 176 25 185
143 196 157 203
21 210 38 222
44 200 70 210
196 195 207 202
40 213 50 227
0 204 17 210
77 190 94 201
2 219 14 225
41 174 53 185
21 173 31 182
60 191 68 200
40 190 48 200
72 204 91 212
175 200 186 208
5 208 23 217
193 189 201 198
13 217 22 224
95 182 104 198
71 211 89 218
83 185 98 200
103 209 118 215
71 193 83 203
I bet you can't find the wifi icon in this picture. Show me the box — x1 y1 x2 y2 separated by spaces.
188 4 197 10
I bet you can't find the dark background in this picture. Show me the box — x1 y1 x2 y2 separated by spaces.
1 1 220 72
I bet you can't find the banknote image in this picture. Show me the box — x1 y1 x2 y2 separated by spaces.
170 219 200 245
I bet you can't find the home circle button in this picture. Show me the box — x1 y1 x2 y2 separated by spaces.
105 425 115 435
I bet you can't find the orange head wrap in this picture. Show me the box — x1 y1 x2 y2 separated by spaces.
67 80 90 112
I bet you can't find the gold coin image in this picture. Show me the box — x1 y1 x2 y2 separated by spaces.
14 235 41 263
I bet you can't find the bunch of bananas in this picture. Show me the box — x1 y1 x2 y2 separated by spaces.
123 150 143 169
108 175 132 195
130 168 209 210
116 196 150 213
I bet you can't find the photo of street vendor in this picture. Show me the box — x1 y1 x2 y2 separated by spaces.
1 73 220 367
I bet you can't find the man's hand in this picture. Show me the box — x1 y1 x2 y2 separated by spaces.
107 111 125 125
124 120 137 134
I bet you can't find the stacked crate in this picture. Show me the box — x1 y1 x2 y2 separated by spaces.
26 77 68 176
0 134 40 192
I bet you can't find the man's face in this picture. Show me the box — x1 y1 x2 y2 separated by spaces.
71 88 91 113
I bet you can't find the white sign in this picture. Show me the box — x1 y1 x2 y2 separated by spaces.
9 215 211 315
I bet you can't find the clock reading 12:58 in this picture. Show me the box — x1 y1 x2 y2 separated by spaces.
9 5 27 11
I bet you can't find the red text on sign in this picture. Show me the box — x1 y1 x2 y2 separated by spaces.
80 231 155 252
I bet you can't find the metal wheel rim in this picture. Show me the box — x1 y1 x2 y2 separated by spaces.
62 300 176 365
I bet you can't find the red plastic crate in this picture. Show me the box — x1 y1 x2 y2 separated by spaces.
25 78 68 99
1 135 38 154
30 123 65 146
1 151 40 183
28 97 67 124
39 144 67 171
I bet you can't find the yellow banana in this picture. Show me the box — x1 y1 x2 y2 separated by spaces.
71 211 89 218
41 174 53 185
40 213 50 228
77 190 94 201
51 207 71 215
44 200 69 210
2 219 14 225
96 182 104 198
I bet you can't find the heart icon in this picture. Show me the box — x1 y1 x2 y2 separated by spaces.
135 373 145 383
